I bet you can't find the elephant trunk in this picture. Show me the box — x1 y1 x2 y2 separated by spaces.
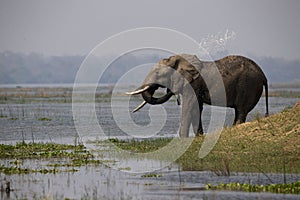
126 84 174 112
141 88 173 105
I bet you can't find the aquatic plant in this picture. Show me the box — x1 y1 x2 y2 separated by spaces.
0 165 78 175
141 173 162 178
37 117 52 121
107 137 172 153
206 181 300 194
0 142 102 175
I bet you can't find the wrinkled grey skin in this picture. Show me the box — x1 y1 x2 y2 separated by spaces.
128 54 269 137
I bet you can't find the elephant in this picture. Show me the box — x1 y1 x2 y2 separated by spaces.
126 54 269 137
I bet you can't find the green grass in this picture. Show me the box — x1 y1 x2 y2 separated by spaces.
0 165 78 174
37 117 52 121
141 173 162 178
0 142 102 175
0 142 87 159
107 138 172 153
206 181 300 194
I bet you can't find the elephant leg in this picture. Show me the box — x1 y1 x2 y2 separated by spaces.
179 88 200 138
179 113 192 138
233 108 247 125
179 101 192 138
233 109 238 125
192 101 203 136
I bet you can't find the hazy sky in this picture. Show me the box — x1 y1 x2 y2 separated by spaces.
1 0 300 60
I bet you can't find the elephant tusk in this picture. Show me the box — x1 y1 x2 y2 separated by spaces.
126 85 150 95
132 101 147 113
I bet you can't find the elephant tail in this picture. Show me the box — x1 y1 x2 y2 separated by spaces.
264 79 269 117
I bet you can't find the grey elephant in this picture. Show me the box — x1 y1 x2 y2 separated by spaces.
127 54 269 137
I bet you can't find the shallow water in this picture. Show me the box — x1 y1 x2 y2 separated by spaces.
0 89 299 199
1 163 300 200
0 96 298 142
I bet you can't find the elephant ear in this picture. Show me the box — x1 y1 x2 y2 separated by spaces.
177 55 200 83
161 55 200 82
159 55 179 68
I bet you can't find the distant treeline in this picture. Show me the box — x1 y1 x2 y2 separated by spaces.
0 52 83 84
0 51 299 84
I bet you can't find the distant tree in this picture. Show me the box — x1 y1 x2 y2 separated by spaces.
0 51 298 85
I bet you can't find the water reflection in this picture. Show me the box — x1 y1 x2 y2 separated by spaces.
1 163 300 199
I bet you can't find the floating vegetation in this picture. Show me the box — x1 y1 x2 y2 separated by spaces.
0 165 78 175
0 142 102 175
37 117 52 121
141 173 163 178
0 142 88 159
206 181 300 194
118 167 131 171
8 117 18 120
107 138 172 153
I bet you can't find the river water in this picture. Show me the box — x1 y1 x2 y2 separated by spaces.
0 87 299 199
0 96 298 142
2 165 300 200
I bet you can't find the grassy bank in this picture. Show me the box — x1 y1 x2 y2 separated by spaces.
111 104 300 174
192 104 300 174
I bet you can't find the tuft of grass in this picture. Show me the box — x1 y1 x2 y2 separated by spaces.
37 117 52 121
107 138 172 153
206 181 300 194
8 117 18 120
0 165 78 175
141 173 162 178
